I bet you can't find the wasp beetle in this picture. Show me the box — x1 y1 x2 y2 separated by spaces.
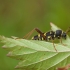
24 27 70 51
31 27 70 51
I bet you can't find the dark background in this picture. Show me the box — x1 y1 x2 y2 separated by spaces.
0 0 70 70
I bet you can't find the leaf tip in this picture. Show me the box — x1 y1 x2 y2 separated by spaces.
7 52 12 56
15 65 20 69
50 22 53 26
2 45 6 48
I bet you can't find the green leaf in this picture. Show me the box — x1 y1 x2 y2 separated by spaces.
0 23 70 70
50 22 61 31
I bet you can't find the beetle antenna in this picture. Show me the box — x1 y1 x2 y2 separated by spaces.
66 27 70 34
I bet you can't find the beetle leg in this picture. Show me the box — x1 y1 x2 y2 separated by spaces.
50 37 57 52
60 37 66 46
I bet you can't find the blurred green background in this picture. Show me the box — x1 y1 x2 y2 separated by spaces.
0 0 70 70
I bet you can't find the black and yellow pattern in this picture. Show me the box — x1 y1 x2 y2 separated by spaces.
32 31 55 41
32 34 44 40
32 29 68 41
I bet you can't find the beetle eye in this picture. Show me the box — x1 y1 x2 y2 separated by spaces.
64 34 66 37
64 34 66 36
62 33 66 39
